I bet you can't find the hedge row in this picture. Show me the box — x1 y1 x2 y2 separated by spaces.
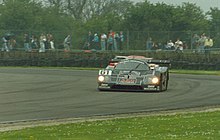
0 51 220 70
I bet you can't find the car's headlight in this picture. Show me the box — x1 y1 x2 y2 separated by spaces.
152 77 159 84
98 76 105 82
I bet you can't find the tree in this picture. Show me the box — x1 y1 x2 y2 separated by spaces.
43 0 132 21
172 2 209 32
0 0 76 31
207 7 220 47
123 1 209 32
0 0 43 30
208 7 220 32
123 1 175 31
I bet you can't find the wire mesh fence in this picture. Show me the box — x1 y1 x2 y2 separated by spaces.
0 30 219 52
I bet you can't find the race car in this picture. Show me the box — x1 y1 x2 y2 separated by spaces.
97 58 170 92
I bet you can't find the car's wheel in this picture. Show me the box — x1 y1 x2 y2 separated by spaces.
159 73 168 91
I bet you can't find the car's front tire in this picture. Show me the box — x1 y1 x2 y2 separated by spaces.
159 72 168 92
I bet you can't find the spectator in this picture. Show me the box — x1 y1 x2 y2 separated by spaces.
100 33 107 51
84 31 93 50
108 30 115 50
166 40 174 50
64 35 71 52
107 34 114 51
2 36 9 52
118 31 124 50
204 36 213 55
198 33 206 53
175 38 183 52
146 37 153 50
183 41 188 50
113 32 119 51
152 42 158 50
30 35 38 51
9 38 16 51
39 33 47 53
158 42 163 50
192 33 200 51
47 33 55 50
24 33 30 52
93 33 99 50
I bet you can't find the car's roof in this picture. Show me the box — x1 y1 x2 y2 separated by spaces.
120 59 147 64
127 55 152 60
115 56 128 59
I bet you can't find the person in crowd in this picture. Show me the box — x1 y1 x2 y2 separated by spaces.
158 42 164 50
92 33 99 50
24 33 31 52
100 33 107 51
192 33 200 52
118 31 124 51
152 42 158 50
9 38 16 51
39 33 47 53
2 36 9 52
30 35 38 51
84 31 93 50
113 32 119 51
166 40 174 50
47 33 55 50
198 33 206 53
107 34 114 51
183 41 188 50
63 35 71 52
204 36 213 55
108 30 115 50
174 38 183 52
146 37 153 51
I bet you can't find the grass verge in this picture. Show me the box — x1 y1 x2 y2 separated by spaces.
0 109 220 140
170 69 220 75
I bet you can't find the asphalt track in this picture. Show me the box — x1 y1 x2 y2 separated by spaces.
0 68 220 123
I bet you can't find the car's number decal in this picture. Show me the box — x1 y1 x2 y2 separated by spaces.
99 70 112 75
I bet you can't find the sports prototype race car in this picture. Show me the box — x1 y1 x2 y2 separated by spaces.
98 57 170 92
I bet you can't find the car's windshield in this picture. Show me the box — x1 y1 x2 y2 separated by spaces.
115 61 149 71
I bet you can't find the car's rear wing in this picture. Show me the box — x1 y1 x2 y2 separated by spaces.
145 59 171 68
108 55 171 68
108 56 128 67
109 56 152 64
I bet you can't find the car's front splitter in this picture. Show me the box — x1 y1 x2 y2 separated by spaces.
98 83 160 92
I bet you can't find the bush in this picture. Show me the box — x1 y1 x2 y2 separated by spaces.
0 51 219 70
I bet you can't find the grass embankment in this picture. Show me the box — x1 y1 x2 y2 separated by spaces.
170 70 220 76
0 110 220 139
